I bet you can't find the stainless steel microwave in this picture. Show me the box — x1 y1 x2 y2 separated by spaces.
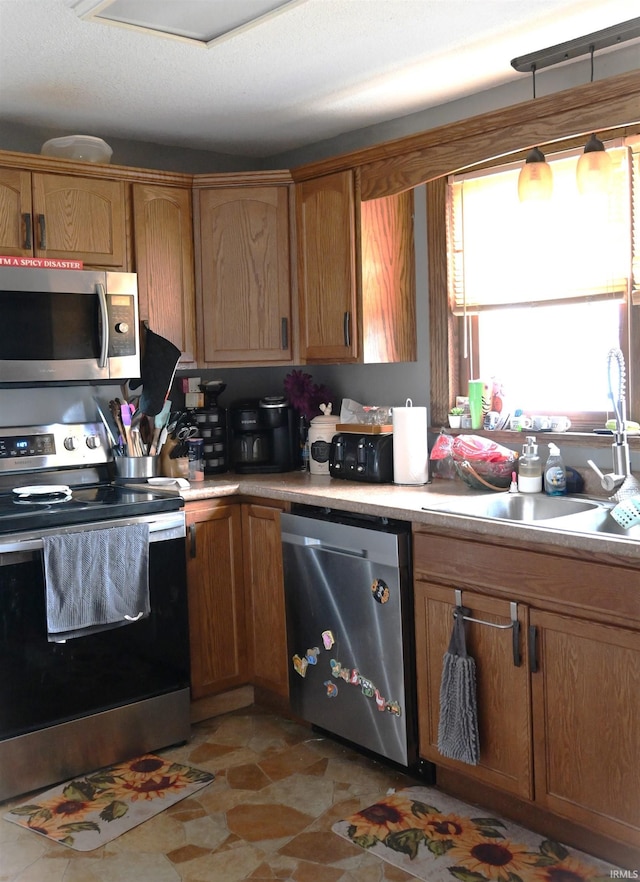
0 268 140 383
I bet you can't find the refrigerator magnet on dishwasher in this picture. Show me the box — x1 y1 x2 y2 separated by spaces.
281 508 418 768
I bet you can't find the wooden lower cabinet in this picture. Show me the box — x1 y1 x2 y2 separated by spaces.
531 609 640 849
415 581 533 799
185 497 289 704
242 501 289 698
185 500 247 699
413 528 640 863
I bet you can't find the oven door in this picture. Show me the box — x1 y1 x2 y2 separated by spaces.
0 513 190 743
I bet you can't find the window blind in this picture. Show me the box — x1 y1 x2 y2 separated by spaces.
448 141 634 315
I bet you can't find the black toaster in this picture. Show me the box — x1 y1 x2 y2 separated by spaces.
328 432 394 483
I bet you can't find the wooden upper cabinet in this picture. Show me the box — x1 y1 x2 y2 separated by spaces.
296 170 359 362
296 170 417 364
195 181 293 365
133 183 196 364
361 190 416 363
32 173 127 267
0 169 127 267
0 168 32 255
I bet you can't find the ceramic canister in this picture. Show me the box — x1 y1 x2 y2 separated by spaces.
308 408 339 475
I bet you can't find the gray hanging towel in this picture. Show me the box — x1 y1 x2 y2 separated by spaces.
43 523 150 642
437 606 480 765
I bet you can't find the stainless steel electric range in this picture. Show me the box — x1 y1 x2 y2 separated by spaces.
0 423 190 802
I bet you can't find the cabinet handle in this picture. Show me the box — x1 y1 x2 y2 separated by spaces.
343 311 351 347
528 625 538 672
37 214 46 250
189 523 197 558
22 213 32 250
281 317 288 350
512 618 521 667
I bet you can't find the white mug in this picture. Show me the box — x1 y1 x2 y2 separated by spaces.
532 415 551 430
510 414 532 431
551 416 571 432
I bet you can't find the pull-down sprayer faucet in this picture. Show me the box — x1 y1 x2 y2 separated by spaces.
588 348 640 501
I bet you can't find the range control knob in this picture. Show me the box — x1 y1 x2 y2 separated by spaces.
86 435 101 450
115 322 129 334
63 436 77 451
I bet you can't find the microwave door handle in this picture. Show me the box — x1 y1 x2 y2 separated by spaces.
96 283 109 369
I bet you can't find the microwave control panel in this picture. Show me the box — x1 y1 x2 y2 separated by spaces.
107 294 136 357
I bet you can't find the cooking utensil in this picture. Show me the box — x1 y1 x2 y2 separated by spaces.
93 397 118 447
150 400 172 455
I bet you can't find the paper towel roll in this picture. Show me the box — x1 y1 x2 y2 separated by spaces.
393 400 429 485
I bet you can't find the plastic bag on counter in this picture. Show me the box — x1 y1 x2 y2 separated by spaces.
339 398 393 426
452 435 515 463
429 430 457 479
451 434 517 490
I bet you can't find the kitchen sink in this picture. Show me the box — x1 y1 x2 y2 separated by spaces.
431 493 603 522
430 492 640 540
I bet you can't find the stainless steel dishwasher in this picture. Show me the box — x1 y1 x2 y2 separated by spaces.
281 507 417 767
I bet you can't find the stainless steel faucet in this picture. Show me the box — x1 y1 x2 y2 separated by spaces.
588 348 640 501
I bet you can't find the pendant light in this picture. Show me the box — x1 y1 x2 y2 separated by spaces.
576 133 612 194
511 18 640 201
518 146 553 201
517 65 553 202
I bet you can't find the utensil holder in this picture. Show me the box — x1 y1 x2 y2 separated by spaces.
113 456 158 483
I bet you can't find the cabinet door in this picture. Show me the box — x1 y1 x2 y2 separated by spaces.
242 502 289 697
0 168 32 256
531 609 640 848
186 502 248 699
296 170 359 362
361 190 416 363
31 173 128 267
197 186 292 364
415 580 533 798
133 183 196 364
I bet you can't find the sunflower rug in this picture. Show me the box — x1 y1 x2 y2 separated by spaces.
332 786 621 881
3 754 214 851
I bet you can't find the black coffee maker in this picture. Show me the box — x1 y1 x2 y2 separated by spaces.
229 396 299 473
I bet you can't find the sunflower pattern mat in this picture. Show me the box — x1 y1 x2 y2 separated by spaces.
332 786 622 881
4 754 214 851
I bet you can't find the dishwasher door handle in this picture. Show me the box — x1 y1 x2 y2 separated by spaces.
282 533 368 558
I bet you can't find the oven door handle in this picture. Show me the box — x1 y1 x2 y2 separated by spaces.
0 513 186 556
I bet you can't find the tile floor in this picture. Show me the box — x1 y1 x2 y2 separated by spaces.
1 706 422 882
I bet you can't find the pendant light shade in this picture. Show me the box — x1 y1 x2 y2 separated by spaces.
518 147 553 202
576 133 612 195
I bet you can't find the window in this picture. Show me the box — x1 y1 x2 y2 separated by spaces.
445 138 639 429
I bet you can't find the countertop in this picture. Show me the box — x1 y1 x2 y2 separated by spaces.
174 471 640 564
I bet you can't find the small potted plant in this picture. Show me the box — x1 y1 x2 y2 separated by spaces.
448 407 464 429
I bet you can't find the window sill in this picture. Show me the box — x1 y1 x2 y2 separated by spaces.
429 427 640 450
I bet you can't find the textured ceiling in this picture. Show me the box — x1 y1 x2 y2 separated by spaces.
0 0 638 159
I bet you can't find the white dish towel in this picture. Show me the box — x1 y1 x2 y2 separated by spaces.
43 523 150 642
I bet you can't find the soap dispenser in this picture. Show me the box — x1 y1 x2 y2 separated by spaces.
518 436 542 493
544 443 567 496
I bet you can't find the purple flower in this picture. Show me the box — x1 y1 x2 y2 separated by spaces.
284 370 334 422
